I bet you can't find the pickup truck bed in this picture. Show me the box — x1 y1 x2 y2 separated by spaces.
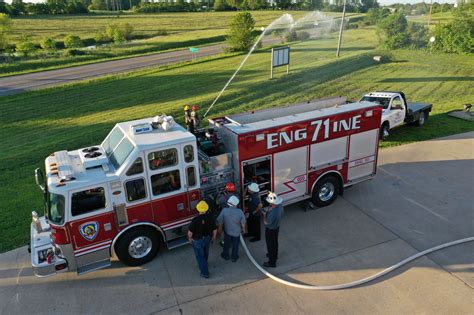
405 102 432 124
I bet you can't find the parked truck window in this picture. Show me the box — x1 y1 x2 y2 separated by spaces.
102 127 124 155
183 145 194 163
361 96 390 110
392 97 403 109
148 148 178 170
125 178 147 202
186 166 196 187
109 138 134 170
151 170 181 195
71 187 107 216
126 158 144 176
47 193 65 225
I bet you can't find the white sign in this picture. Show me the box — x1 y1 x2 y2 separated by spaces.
272 47 290 68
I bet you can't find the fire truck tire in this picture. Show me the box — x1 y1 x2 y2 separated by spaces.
115 227 161 266
311 175 341 207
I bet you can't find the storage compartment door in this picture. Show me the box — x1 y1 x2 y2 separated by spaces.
348 129 378 181
273 146 308 201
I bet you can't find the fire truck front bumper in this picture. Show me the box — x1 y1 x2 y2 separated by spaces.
30 215 68 277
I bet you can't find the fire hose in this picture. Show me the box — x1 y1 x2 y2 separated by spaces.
240 235 474 290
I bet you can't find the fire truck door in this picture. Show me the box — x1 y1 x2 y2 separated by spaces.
68 184 114 274
121 155 153 226
273 146 308 201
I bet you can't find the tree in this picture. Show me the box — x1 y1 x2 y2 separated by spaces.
11 0 26 15
64 34 83 48
226 12 255 52
16 35 36 57
106 23 134 43
407 22 428 48
0 13 11 51
245 0 266 10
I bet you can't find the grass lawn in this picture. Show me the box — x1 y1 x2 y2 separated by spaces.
3 11 363 76
0 26 472 252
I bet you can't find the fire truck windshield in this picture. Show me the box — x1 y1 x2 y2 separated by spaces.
102 127 124 155
361 96 390 110
47 192 65 225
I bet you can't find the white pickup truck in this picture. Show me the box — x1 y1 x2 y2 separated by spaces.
360 91 433 140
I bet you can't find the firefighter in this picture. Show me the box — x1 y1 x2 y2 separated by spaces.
216 182 240 211
263 192 284 268
190 105 201 134
246 183 262 242
217 195 246 262
184 105 193 133
188 200 217 279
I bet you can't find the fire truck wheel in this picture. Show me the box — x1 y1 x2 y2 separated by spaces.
380 123 390 141
115 227 161 266
312 175 341 207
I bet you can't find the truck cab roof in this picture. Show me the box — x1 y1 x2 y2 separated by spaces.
364 91 401 99
46 117 195 194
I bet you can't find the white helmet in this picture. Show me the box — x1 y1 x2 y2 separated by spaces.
248 183 260 193
266 192 282 205
227 195 240 207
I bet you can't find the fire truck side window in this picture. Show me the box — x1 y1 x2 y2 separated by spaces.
186 166 196 187
183 145 194 163
125 178 146 202
148 149 178 170
151 170 181 195
126 158 143 176
71 187 106 216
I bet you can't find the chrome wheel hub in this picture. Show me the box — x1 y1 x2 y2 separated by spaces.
319 183 335 202
128 236 152 259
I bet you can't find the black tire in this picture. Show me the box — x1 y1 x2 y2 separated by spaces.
311 175 341 207
416 111 428 126
115 227 161 266
380 123 390 141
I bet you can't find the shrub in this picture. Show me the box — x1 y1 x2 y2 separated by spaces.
407 23 428 48
284 28 298 42
106 23 134 44
16 35 36 57
364 7 389 25
226 12 256 52
378 12 409 49
297 31 311 41
40 37 57 51
432 12 473 54
213 0 227 10
0 13 11 51
64 34 83 48
63 48 86 57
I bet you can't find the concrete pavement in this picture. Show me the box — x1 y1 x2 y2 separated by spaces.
0 132 473 314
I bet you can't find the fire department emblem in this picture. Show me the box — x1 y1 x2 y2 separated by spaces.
79 222 99 241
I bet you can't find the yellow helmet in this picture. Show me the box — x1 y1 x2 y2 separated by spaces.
196 200 209 213
184 105 190 111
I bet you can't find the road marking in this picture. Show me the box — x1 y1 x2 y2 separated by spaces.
403 196 450 223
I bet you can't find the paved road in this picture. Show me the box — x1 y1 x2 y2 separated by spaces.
1 132 473 314
0 44 225 96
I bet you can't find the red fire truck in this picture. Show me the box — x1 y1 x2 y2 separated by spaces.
30 96 382 277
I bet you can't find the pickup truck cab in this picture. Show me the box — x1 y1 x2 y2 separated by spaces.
360 91 432 140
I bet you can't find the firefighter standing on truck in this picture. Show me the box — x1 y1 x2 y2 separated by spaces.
188 201 217 279
216 183 240 211
263 192 284 268
184 105 192 133
246 183 262 242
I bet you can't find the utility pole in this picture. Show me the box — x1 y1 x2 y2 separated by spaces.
336 0 346 58
427 0 433 27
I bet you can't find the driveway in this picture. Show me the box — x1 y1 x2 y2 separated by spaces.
0 132 473 314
